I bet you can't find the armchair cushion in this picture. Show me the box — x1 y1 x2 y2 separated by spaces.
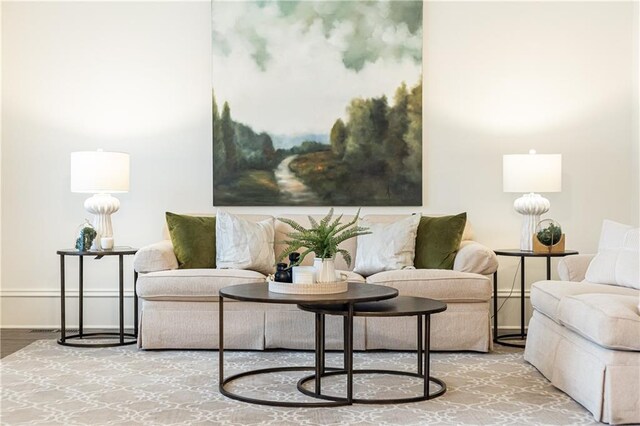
166 212 216 269
530 280 638 322
133 240 178 273
414 213 466 270
558 294 640 351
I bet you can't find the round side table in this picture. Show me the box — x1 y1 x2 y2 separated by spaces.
297 296 448 404
57 247 138 348
493 249 578 348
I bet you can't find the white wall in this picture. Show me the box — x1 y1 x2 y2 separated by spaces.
1 1 638 329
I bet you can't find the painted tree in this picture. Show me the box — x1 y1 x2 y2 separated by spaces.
221 101 237 174
212 91 226 183
259 133 276 169
343 98 374 168
384 82 409 174
344 96 389 170
369 96 389 170
403 79 422 184
330 118 347 158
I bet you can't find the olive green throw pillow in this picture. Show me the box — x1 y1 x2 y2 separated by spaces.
166 212 216 269
414 213 467 270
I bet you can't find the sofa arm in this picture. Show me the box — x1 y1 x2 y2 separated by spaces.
557 254 594 282
453 241 498 275
134 240 179 273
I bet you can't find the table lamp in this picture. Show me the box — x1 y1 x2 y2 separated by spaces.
503 150 562 251
70 150 130 250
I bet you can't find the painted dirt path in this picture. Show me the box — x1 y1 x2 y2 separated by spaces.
274 155 319 204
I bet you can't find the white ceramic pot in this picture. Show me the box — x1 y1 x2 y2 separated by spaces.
314 257 337 283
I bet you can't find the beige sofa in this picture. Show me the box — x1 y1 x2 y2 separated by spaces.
133 214 498 352
524 255 640 425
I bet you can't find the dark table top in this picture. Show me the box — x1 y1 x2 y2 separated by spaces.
493 249 579 258
57 247 138 256
298 295 447 317
219 282 398 305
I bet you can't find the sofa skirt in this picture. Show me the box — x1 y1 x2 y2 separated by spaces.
524 310 640 425
366 301 492 352
138 299 491 353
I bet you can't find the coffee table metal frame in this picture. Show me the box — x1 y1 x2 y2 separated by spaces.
297 296 447 404
218 283 398 407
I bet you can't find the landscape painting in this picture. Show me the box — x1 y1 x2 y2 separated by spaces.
212 0 423 206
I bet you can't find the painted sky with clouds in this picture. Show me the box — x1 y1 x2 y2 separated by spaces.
212 0 422 135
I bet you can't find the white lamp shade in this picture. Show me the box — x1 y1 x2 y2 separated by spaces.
503 153 562 193
70 151 130 193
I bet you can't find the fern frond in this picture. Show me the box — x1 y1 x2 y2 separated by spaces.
319 208 334 228
297 247 315 265
277 217 307 233
332 208 362 235
276 241 305 262
337 248 352 268
308 216 319 229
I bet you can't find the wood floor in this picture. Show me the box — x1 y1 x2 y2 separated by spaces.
0 329 133 358
1 329 58 358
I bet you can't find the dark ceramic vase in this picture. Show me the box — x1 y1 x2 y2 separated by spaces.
288 252 301 266
274 263 292 283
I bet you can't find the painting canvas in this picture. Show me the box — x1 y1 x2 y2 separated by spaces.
212 0 423 206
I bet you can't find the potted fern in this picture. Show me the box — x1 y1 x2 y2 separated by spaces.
277 208 370 283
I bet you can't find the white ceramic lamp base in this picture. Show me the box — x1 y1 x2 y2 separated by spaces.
84 193 120 250
513 193 550 252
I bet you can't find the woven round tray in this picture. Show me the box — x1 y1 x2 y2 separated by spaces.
268 279 348 295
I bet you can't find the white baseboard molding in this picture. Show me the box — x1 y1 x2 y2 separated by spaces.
0 289 530 298
1 289 135 298
0 288 531 328
2 325 136 329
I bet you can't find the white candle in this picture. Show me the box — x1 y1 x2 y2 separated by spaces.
100 237 114 250
292 266 315 284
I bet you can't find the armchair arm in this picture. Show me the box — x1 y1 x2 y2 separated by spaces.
453 241 499 275
133 240 179 273
557 254 594 282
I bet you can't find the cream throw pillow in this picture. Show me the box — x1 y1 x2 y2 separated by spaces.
215 210 275 275
585 220 639 289
353 215 421 277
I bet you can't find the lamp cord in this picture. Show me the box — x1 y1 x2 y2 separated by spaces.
491 258 521 318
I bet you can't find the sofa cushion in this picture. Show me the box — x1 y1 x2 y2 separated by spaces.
530 280 639 322
558 294 640 351
216 209 276 275
137 269 266 301
339 270 366 283
165 212 216 269
354 215 420 276
585 220 639 289
137 269 364 302
365 269 491 302
414 213 467 270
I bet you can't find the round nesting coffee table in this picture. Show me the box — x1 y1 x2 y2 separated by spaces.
297 296 447 404
218 282 398 407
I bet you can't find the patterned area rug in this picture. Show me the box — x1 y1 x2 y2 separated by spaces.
0 340 598 425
